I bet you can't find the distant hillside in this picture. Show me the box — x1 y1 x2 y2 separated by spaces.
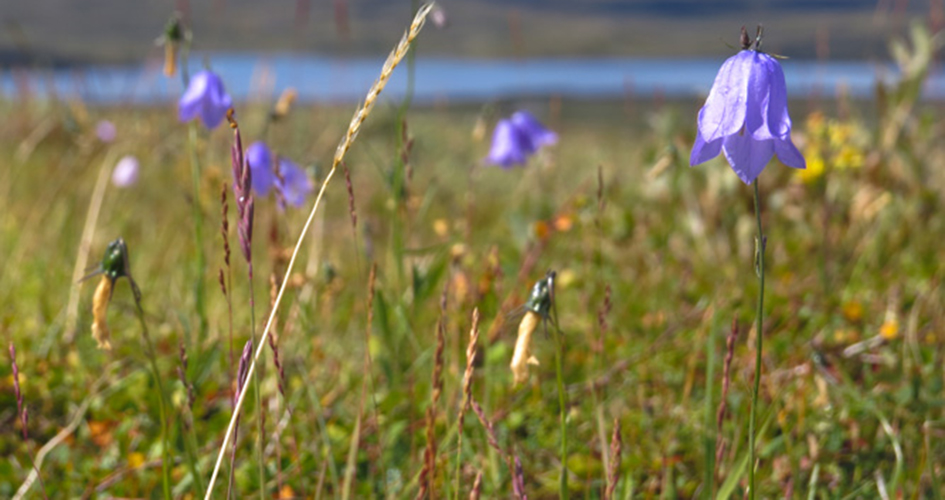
0 0 929 66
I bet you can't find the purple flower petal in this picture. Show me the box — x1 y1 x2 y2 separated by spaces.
487 119 529 168
276 158 312 208
775 138 806 170
690 129 723 166
112 155 140 187
511 110 557 149
761 53 792 140
722 133 774 185
694 51 752 147
743 51 772 141
178 70 232 129
246 142 275 195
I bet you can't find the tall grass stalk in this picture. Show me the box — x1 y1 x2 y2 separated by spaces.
64 151 116 342
748 179 765 499
202 5 435 497
453 308 480 500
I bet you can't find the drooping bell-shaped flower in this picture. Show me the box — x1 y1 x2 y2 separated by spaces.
690 48 805 184
511 110 557 150
486 110 557 168
246 142 275 196
488 119 530 168
275 158 312 208
178 70 233 129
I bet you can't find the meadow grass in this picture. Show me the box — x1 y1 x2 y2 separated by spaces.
2 47 945 499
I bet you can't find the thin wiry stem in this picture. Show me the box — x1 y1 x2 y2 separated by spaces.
64 151 116 342
553 323 569 500
202 5 435 497
133 290 172 500
188 123 209 345
748 179 765 499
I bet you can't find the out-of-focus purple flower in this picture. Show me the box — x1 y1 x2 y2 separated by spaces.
112 155 139 187
486 110 557 168
690 49 805 184
246 142 275 195
511 110 557 149
275 158 312 208
96 120 116 143
178 70 233 129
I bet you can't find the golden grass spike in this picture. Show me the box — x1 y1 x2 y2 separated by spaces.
91 276 113 350
203 5 436 498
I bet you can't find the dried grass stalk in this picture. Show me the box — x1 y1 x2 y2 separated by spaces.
203 5 436 497
604 418 622 500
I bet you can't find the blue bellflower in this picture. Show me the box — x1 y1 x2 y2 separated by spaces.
178 70 233 129
487 110 557 168
275 158 313 208
690 49 805 184
246 142 275 195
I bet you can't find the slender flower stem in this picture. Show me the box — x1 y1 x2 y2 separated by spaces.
248 266 265 500
133 294 172 500
748 179 765 499
188 123 209 345
552 325 568 500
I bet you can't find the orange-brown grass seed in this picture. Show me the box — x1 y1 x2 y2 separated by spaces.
163 42 177 77
91 276 113 350
510 310 541 385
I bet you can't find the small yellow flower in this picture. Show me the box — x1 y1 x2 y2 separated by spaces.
834 145 864 170
797 148 825 183
842 301 863 322
827 120 852 148
128 452 146 469
880 315 899 341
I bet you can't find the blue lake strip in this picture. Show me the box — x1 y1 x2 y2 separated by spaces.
3 54 942 104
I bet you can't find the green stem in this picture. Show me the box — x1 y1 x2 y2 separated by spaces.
748 180 765 500
182 406 206 493
248 266 265 500
134 297 172 500
702 320 716 499
553 327 568 500
187 124 208 346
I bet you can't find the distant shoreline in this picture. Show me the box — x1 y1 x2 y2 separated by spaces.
3 54 942 103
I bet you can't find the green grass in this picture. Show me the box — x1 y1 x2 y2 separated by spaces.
1 67 944 499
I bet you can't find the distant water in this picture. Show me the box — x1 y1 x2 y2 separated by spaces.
2 53 943 103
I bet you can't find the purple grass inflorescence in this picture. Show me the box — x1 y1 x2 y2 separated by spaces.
689 33 805 184
487 110 557 168
227 111 254 265
179 70 233 129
